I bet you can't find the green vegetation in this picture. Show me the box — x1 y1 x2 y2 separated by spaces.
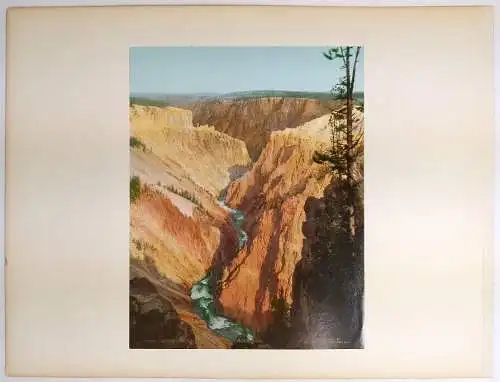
130 176 141 203
313 46 363 248
132 238 157 254
129 136 146 151
129 90 364 107
305 46 364 348
165 185 200 205
217 90 364 102
270 293 291 326
222 90 332 100
263 290 291 348
129 97 170 107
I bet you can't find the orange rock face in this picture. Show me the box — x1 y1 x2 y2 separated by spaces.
218 123 334 333
130 184 238 348
129 104 251 347
131 186 216 284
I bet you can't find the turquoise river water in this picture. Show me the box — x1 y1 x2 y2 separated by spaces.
190 199 255 343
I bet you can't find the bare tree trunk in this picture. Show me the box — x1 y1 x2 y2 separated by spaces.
344 48 356 247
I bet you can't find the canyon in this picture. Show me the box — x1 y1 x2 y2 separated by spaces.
129 97 364 349
129 104 247 348
186 97 343 161
218 108 364 337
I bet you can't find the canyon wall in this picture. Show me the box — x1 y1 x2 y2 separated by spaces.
129 104 252 348
130 104 252 196
217 115 336 333
129 162 237 348
129 104 248 287
187 97 341 161
217 107 364 341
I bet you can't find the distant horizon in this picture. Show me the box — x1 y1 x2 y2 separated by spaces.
130 89 364 96
130 89 364 95
130 47 364 95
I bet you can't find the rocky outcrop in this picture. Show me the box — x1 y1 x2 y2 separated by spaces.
130 276 197 349
288 177 364 349
130 259 232 349
130 104 252 196
187 97 342 161
217 115 339 334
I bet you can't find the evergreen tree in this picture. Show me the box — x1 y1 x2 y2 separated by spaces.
308 47 364 348
313 46 363 262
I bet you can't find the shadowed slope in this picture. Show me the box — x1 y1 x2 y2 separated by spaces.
217 108 363 336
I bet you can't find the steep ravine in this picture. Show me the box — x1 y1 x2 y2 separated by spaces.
215 117 334 334
190 196 255 344
129 104 253 348
130 101 364 348
214 109 364 338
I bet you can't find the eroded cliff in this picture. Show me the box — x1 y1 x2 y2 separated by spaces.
216 107 364 340
187 97 342 161
129 104 251 348
130 104 252 196
216 115 338 334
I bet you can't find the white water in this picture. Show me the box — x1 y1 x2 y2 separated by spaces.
190 197 255 344
190 283 212 300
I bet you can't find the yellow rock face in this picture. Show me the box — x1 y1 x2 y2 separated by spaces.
130 104 252 196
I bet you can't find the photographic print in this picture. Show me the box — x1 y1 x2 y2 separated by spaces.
129 46 364 349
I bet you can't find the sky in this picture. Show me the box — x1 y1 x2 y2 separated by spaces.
130 46 364 94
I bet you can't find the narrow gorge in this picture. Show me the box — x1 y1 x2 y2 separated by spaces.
129 97 364 349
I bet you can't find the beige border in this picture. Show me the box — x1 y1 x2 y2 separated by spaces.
5 5 494 379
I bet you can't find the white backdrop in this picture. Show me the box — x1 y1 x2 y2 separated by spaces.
1 1 498 381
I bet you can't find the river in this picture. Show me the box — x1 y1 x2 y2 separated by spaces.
189 197 255 344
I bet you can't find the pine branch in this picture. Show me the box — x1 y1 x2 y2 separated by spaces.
312 151 336 165
339 47 348 68
323 52 333 60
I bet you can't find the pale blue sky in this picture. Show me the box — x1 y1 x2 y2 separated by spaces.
130 46 364 94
